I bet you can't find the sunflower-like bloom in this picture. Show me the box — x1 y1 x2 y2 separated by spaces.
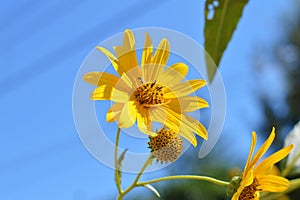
148 127 183 164
83 29 208 146
232 128 294 200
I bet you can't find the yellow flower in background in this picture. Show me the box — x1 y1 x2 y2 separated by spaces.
232 128 294 200
148 127 183 164
83 29 208 146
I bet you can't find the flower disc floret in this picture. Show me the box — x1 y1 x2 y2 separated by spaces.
132 81 165 107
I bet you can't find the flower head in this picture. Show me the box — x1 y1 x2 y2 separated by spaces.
148 127 183 164
83 29 208 146
231 128 294 200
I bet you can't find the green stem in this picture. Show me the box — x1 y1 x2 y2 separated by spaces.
117 155 153 200
282 152 300 177
137 175 230 187
114 128 122 194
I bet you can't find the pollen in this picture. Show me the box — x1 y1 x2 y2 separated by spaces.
148 127 183 164
133 81 165 107
239 178 261 200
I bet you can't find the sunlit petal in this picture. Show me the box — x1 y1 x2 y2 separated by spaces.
141 32 153 66
83 72 131 92
256 175 290 192
150 107 181 133
250 128 275 170
117 101 137 128
243 132 257 178
152 38 170 66
164 80 206 98
91 85 129 103
96 46 123 75
136 111 156 136
179 123 197 147
255 144 294 175
106 103 123 122
181 115 208 141
157 62 188 86
178 96 209 112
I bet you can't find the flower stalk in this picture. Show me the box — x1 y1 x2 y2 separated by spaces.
114 128 122 194
137 175 230 187
116 155 153 200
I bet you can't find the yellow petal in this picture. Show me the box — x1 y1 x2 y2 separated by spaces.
181 115 208 141
96 46 122 74
90 85 129 103
165 98 181 113
152 38 170 66
250 128 275 170
141 32 153 66
150 107 180 133
95 46 134 87
179 96 209 112
106 103 123 122
114 47 138 73
83 72 119 86
243 132 257 178
231 192 240 200
256 175 290 192
243 169 255 187
179 123 197 146
268 165 281 176
113 29 138 74
156 62 189 87
255 144 294 175
166 97 208 113
142 63 163 82
232 170 254 200
142 38 170 82
83 72 131 92
123 29 135 50
136 110 156 136
150 106 206 146
164 80 207 99
117 101 137 128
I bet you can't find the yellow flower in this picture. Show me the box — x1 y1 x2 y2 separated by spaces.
232 128 294 200
83 29 208 146
148 127 183 164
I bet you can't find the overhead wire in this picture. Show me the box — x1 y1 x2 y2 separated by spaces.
0 0 170 96
0 0 170 178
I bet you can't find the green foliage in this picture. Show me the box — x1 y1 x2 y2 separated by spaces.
115 148 128 188
204 0 248 82
254 2 300 199
131 146 236 200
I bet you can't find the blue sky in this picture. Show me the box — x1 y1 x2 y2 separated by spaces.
0 0 295 199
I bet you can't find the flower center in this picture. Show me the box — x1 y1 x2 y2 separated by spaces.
239 178 261 200
148 128 183 164
133 81 165 107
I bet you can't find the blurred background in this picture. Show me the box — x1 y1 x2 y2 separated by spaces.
0 0 299 199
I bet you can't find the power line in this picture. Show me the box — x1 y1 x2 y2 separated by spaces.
2 0 83 49
0 0 43 31
0 0 170 175
0 0 170 97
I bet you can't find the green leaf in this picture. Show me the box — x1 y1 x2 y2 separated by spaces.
204 0 249 82
143 184 161 198
115 148 128 187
